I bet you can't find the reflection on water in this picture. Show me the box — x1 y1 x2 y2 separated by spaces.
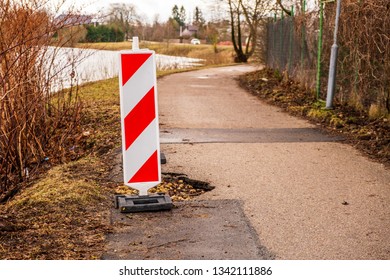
48 47 204 91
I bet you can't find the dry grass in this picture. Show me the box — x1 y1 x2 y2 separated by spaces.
77 41 235 66
0 157 112 259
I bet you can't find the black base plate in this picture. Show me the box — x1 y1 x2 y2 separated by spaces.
114 194 173 213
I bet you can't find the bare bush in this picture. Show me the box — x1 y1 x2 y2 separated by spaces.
324 0 390 114
0 0 83 201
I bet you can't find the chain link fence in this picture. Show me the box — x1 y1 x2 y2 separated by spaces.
266 9 327 97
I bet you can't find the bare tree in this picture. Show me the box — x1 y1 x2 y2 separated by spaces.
208 0 228 22
276 0 292 15
227 0 267 62
275 0 307 15
108 3 138 40
227 0 246 62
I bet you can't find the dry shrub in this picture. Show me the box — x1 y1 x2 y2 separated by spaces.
57 25 88 47
324 0 390 114
0 0 84 201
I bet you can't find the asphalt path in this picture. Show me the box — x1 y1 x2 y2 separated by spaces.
157 65 390 259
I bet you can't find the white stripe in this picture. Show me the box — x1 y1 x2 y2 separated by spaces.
121 55 155 115
123 118 158 183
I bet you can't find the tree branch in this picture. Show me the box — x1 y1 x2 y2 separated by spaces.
276 0 292 16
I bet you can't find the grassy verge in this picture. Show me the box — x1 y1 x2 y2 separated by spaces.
0 157 111 259
0 78 120 259
239 68 390 166
0 65 216 259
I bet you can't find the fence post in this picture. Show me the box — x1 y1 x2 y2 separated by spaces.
272 13 277 69
280 11 284 69
288 6 295 74
316 1 324 100
301 0 306 69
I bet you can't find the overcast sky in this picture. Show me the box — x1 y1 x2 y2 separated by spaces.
69 0 211 23
60 0 318 23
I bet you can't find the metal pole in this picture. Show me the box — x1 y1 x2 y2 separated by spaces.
325 0 342 109
316 1 324 100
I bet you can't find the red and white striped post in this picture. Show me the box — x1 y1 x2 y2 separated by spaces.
118 37 161 196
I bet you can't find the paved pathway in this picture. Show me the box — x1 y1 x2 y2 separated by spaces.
158 65 390 259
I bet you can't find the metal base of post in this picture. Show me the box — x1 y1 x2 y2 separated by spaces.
115 194 173 213
160 152 166 164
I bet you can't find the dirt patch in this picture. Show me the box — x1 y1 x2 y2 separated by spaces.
239 68 390 167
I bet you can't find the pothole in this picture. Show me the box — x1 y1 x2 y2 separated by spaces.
114 172 215 201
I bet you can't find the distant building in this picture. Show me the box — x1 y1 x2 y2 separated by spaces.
180 25 199 38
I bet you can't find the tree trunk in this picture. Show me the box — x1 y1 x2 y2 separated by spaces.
228 0 248 63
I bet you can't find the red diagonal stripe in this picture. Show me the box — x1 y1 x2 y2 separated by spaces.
124 87 155 150
121 53 152 86
129 150 159 183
